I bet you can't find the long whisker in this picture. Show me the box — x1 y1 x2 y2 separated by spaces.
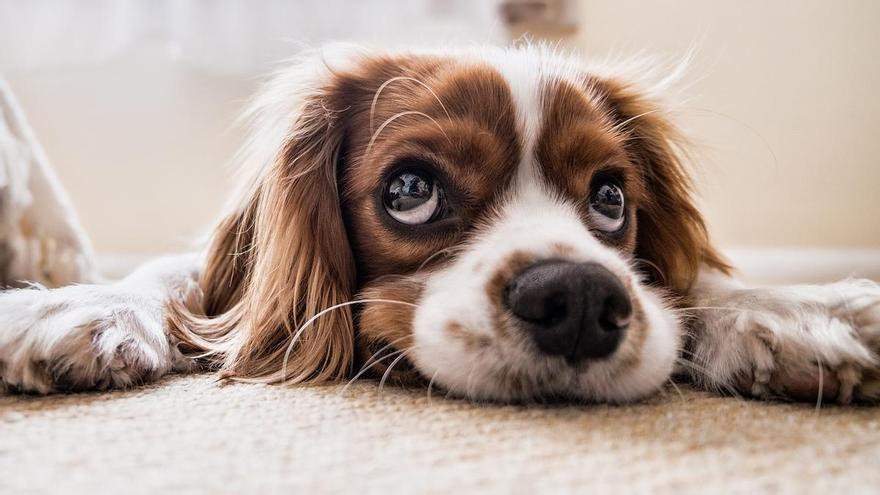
814 347 825 415
359 336 412 375
609 108 663 134
378 350 413 393
673 306 756 313
631 257 666 285
426 369 441 405
339 335 414 396
675 357 744 400
339 349 405 397
366 111 451 157
666 377 686 403
416 246 458 273
281 299 418 385
678 107 780 173
370 76 452 132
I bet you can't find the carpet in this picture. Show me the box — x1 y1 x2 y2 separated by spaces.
1 374 878 494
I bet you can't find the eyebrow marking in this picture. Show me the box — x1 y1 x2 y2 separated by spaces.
369 76 453 133
366 110 451 158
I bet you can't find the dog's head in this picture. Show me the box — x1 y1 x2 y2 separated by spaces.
172 44 728 403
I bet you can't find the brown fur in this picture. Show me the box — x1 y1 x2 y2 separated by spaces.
168 72 359 383
592 78 731 292
166 49 729 388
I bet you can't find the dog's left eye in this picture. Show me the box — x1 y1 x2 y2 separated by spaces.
383 170 444 225
589 181 625 232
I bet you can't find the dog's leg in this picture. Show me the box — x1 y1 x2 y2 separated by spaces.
0 254 202 394
683 269 880 403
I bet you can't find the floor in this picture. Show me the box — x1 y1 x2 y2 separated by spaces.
2 374 878 494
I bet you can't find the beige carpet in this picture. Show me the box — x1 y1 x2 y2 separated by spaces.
1 374 878 494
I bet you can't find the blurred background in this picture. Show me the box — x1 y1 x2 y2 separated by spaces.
1 0 877 281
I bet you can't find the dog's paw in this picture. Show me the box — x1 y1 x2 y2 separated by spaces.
0 285 187 394
690 279 880 404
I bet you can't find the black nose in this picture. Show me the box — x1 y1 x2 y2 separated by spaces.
503 261 632 362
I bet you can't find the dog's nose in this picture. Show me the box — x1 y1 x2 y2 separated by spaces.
503 261 632 362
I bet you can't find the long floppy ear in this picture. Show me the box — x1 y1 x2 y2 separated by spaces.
598 78 731 294
168 51 359 383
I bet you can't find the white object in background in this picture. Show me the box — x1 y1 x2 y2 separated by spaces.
726 247 880 285
0 77 94 287
0 0 507 76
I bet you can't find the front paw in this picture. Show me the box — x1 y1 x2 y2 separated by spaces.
690 279 880 404
0 286 178 393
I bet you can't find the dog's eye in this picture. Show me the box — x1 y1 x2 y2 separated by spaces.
384 170 444 225
589 181 625 232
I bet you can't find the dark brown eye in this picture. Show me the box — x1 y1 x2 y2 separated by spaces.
383 170 442 225
589 181 625 232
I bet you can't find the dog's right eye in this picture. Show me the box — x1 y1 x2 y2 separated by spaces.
383 170 445 225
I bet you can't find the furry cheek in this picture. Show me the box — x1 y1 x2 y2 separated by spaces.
354 274 429 386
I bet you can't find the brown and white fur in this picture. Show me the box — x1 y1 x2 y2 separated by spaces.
2 44 879 404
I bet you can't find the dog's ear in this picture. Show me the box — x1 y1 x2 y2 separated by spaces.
598 78 730 294
169 52 359 383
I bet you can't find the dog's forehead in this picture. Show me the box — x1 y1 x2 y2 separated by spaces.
351 51 618 190
340 50 634 278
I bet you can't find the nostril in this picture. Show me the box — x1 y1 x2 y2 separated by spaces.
505 284 567 325
598 295 633 333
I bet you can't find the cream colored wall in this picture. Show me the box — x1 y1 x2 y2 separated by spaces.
570 0 879 248
7 41 252 254
6 1 879 255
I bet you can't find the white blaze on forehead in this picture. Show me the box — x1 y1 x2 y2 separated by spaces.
476 47 548 187
471 45 585 190
480 50 544 153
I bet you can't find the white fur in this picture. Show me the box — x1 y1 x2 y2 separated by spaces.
411 118 680 403
0 255 200 393
685 270 880 403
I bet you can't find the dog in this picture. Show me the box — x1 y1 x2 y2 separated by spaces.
1 44 879 403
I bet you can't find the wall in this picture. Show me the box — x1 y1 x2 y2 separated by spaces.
5 1 879 255
570 0 879 248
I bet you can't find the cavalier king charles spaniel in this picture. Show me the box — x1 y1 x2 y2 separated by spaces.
2 44 879 404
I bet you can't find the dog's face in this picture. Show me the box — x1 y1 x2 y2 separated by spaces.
176 45 726 403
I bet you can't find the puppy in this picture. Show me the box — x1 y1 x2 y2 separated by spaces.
1 44 879 403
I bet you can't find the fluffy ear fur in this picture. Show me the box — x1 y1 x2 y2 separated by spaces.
168 52 359 383
598 78 730 293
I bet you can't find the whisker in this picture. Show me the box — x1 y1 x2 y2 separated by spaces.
370 76 452 133
340 349 405 397
609 108 663 134
667 377 686 403
281 299 418 384
426 369 441 405
678 107 780 173
338 335 414 396
631 257 666 285
673 306 755 313
416 246 458 273
359 336 412 374
366 111 451 157
378 350 412 393
815 350 825 415
675 357 744 400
